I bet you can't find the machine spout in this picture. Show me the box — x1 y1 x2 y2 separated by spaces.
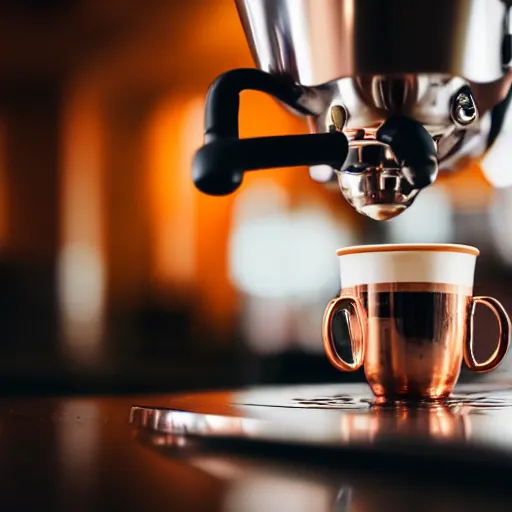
191 0 512 221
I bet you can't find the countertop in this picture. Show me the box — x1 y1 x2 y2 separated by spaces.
2 391 512 511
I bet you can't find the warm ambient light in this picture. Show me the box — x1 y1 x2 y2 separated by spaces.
58 90 106 367
146 96 202 291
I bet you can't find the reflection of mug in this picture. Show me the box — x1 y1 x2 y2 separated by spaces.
322 244 511 402
339 405 469 445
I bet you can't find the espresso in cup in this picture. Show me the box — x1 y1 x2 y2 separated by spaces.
322 244 511 403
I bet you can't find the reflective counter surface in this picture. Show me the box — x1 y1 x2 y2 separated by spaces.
131 382 512 450
3 382 512 511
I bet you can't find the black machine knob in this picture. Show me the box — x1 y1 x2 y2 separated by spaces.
376 116 439 189
192 68 350 196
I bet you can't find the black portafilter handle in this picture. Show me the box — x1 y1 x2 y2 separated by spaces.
192 68 350 196
376 115 439 189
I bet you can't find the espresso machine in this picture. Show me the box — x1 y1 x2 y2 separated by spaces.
133 0 512 474
193 0 512 220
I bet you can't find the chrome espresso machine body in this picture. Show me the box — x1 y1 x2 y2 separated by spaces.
192 0 512 220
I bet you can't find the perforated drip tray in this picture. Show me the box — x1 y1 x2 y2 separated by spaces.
130 381 512 453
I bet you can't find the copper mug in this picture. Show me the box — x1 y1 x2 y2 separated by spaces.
322 243 511 403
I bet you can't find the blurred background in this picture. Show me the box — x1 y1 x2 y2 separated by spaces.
1 0 511 395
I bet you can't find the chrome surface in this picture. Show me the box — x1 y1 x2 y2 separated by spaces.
305 75 473 132
299 76 470 219
302 75 479 166
233 0 512 219
130 382 512 450
336 141 419 221
452 86 478 126
235 0 508 87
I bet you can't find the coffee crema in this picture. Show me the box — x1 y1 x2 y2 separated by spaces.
339 282 472 402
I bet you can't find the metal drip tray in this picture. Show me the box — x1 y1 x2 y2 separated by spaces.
130 381 512 454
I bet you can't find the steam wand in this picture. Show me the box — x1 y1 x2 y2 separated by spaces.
192 68 439 206
192 68 350 196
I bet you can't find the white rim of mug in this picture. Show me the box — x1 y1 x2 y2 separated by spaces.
336 243 480 257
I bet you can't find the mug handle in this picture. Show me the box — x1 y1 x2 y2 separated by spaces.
322 295 366 372
464 296 512 372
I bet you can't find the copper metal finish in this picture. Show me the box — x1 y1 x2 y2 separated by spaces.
336 243 480 257
339 404 470 444
322 283 511 402
465 296 512 372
